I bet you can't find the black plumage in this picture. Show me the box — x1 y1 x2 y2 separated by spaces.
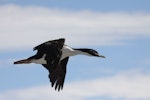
14 38 68 91
34 38 67 91
14 38 105 91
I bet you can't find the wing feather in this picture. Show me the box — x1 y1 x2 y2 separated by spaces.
37 38 68 91
33 38 65 51
48 57 69 91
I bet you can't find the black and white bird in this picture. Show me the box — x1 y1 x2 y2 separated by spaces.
14 38 105 91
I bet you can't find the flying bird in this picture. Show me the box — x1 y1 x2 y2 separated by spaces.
14 38 105 91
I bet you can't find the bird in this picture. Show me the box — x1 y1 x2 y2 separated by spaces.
14 38 105 91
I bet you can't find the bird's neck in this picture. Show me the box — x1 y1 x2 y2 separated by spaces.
73 49 92 56
61 46 92 60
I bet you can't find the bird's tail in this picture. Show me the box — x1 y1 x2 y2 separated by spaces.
14 59 32 64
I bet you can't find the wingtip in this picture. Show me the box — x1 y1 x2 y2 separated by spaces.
58 38 65 42
59 37 65 40
50 78 64 91
54 85 63 92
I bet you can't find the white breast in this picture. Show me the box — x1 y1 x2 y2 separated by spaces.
60 45 76 60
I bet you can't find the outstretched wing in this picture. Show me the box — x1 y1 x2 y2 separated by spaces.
43 57 69 91
34 38 66 90
33 38 65 68
34 38 68 91
34 38 65 51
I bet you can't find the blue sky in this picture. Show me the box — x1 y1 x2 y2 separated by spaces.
0 0 150 12
0 0 150 100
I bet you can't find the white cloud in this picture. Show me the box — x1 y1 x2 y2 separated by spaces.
0 71 150 100
0 4 150 50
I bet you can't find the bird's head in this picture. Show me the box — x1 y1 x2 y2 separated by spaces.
76 49 106 58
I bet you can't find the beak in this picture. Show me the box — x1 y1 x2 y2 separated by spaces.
97 54 106 58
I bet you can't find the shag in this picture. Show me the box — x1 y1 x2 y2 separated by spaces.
14 38 105 91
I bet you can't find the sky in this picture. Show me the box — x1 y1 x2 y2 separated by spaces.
0 0 150 100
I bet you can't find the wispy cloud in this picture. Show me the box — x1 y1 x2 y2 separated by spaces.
0 4 150 50
0 71 149 100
